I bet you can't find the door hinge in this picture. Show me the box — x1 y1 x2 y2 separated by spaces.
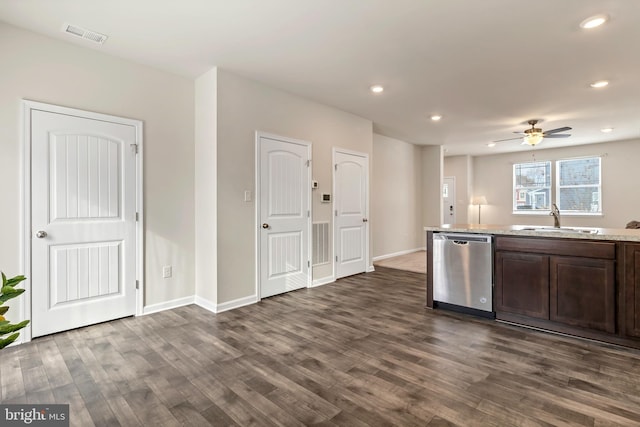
136 280 139 289
334 164 337 171
307 210 310 217
335 210 337 217
308 260 310 267
335 256 338 262
306 160 311 167
130 143 139 154
135 212 139 221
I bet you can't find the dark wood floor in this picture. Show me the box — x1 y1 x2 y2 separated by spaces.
3 267 640 426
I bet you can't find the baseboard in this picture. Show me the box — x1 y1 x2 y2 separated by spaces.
143 296 195 315
311 276 335 287
215 294 258 313
194 295 218 313
372 247 425 262
367 265 375 272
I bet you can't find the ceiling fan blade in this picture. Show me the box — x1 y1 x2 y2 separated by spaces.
543 133 571 138
512 131 527 135
543 126 572 135
493 136 524 142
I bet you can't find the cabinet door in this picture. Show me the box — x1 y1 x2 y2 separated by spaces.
625 244 640 338
495 251 549 319
550 256 615 333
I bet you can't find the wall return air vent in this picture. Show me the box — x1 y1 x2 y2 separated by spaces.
62 23 108 44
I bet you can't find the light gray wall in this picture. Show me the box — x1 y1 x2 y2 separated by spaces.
216 69 373 303
0 23 196 319
473 138 640 228
444 155 474 224
421 145 444 228
372 134 423 258
194 68 218 304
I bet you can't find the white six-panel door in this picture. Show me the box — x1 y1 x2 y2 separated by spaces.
334 149 369 279
258 134 311 298
30 109 138 337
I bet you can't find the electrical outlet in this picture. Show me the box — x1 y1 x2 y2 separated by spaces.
244 190 252 202
162 265 172 278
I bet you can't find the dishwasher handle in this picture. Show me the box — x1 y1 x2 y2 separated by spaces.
452 240 469 245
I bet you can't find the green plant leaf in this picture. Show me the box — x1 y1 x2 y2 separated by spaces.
0 332 20 349
1 272 6 286
1 286 18 294
0 306 8 315
5 276 26 287
0 288 25 304
0 320 29 335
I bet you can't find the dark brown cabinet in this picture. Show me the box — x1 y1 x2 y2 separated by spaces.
624 243 640 338
550 256 615 333
495 251 549 319
494 236 617 336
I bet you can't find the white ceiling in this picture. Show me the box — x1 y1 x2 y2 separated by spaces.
1 0 639 156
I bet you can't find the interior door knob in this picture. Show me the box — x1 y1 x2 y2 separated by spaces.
36 230 47 238
262 223 269 229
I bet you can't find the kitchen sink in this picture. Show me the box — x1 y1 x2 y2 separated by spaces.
520 226 598 234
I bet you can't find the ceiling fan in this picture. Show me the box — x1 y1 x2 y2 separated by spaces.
494 119 572 146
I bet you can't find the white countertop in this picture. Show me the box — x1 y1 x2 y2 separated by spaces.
424 224 640 242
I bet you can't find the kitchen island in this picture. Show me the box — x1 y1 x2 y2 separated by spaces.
425 224 640 349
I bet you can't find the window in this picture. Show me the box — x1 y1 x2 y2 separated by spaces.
557 157 601 214
513 161 551 211
513 156 602 215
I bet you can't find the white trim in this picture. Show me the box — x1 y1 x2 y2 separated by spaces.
194 295 218 313
367 265 375 273
332 147 370 279
143 296 194 315
216 295 259 313
372 247 426 262
311 276 336 288
255 131 312 300
21 100 144 343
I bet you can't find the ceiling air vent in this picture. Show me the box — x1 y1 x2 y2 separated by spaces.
62 23 108 45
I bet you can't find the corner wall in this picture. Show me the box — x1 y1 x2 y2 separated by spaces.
215 69 373 304
371 134 424 258
0 23 196 323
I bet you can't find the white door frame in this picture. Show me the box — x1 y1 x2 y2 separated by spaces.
254 131 312 299
443 176 456 224
332 147 371 278
21 100 144 343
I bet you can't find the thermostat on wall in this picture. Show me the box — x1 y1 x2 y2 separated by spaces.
321 193 331 203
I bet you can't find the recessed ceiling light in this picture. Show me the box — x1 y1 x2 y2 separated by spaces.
487 142 496 147
601 127 614 133
370 85 384 93
580 14 608 29
590 80 609 88
430 115 442 121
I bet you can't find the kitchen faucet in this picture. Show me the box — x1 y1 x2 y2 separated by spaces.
550 203 561 228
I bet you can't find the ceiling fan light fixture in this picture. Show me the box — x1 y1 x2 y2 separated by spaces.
430 114 442 121
590 80 609 88
523 132 544 146
580 14 609 29
370 85 384 93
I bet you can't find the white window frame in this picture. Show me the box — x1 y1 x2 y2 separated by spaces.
556 157 602 216
512 161 552 215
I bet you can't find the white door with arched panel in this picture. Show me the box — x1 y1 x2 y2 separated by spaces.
258 134 311 298
334 149 369 279
29 106 140 338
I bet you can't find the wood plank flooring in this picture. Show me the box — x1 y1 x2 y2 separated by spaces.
2 267 640 426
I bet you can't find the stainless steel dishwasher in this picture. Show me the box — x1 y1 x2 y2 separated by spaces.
432 232 493 316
